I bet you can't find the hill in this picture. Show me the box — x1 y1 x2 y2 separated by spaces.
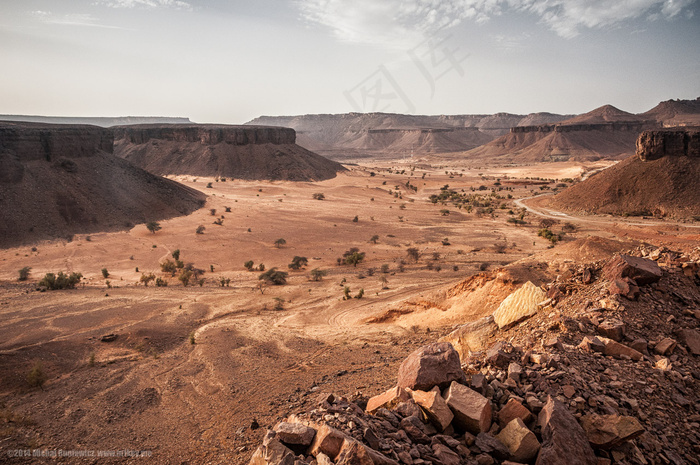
0 115 192 127
542 129 700 219
114 125 346 181
641 97 700 126
0 121 206 248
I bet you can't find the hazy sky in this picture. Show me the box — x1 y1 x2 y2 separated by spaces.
1 0 698 123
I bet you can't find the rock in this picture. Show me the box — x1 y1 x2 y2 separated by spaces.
431 443 461 465
476 433 511 460
608 278 640 300
100 334 118 342
336 440 373 465
498 399 534 427
309 424 347 460
440 315 497 360
397 342 466 392
598 337 643 361
249 437 296 465
681 261 699 277
486 341 514 368
444 381 492 435
653 337 677 355
316 452 333 465
395 401 423 419
363 427 380 450
366 387 411 414
411 389 454 432
579 414 645 450
507 363 522 384
562 385 576 399
492 281 548 328
679 329 700 355
597 320 625 342
536 397 597 465
471 373 488 395
655 358 672 370
496 418 540 462
400 416 430 444
630 338 648 354
273 422 316 446
637 129 700 161
578 336 606 354
603 255 662 286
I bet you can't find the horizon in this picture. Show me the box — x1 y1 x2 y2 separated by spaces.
1 0 699 124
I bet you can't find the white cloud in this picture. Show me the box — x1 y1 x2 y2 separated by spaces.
31 10 122 29
97 0 192 10
296 0 697 46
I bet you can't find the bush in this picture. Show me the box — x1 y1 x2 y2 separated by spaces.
189 332 196 345
178 269 194 287
196 225 206 234
225 206 232 212
101 268 109 279
406 247 420 263
259 268 288 285
369 235 379 244
342 248 365 267
39 272 82 290
155 277 168 287
206 182 213 188
381 264 390 273
210 208 217 216
288 256 308 270
244 260 254 271
146 221 161 234
160 259 177 275
355 288 364 299
18 266 31 281
313 193 325 200
27 362 47 389
140 273 156 286
274 238 286 248
538 228 561 244
440 209 450 216
352 216 359 223
219 276 231 287
310 268 328 281
172 249 180 260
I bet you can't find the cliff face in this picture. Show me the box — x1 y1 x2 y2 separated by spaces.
113 125 296 146
636 129 700 161
510 121 652 134
0 122 205 248
114 124 345 181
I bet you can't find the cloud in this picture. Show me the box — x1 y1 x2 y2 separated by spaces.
97 0 192 10
31 10 122 29
295 0 697 46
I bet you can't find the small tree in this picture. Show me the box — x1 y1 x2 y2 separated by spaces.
343 286 351 300
369 235 379 244
274 238 286 248
352 216 359 223
18 266 31 281
210 208 217 216
259 268 288 285
288 256 308 270
39 272 82 290
406 247 420 263
380 276 389 289
310 268 327 281
146 221 161 234
355 288 364 299
440 209 450 216
196 225 206 235
171 249 180 261
155 277 168 287
244 260 255 271
313 193 325 200
160 259 177 276
101 268 109 279
381 264 390 273
140 273 156 286
343 248 365 267
179 269 194 287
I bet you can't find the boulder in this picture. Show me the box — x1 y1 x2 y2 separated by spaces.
366 386 411 414
485 341 514 368
273 422 316 447
578 336 606 354
654 337 677 355
336 440 373 465
444 381 492 435
431 443 461 465
498 399 534 427
597 319 625 342
497 418 540 462
580 414 645 450
308 424 346 460
603 255 662 286
249 437 295 465
608 278 639 300
476 433 511 460
598 337 643 361
679 329 700 355
397 342 466 391
536 397 597 465
411 389 454 432
440 315 497 360
492 281 547 328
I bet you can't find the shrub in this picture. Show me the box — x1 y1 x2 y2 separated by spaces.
259 268 288 285
196 225 206 234
18 266 31 281
213 218 224 226
342 248 365 267
257 263 265 272
210 208 216 216
313 193 325 200
343 286 351 300
310 268 328 281
160 259 177 275
244 260 254 271
146 221 161 234
39 272 82 290
189 332 196 345
27 362 47 389
155 277 168 287
288 256 308 270
562 222 577 232
367 267 375 276
539 218 559 229
219 276 231 287
274 238 286 248
538 228 561 244
406 247 420 263
381 264 390 273
206 182 213 188
273 297 285 311
369 235 379 244
101 268 109 279
440 209 450 216
507 218 526 225
172 249 180 260
140 273 156 286
355 288 364 299
352 216 359 223
225 206 232 212
442 238 451 246
178 269 194 287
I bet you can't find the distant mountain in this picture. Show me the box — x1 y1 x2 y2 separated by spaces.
641 97 700 127
0 115 192 127
247 112 571 161
559 104 643 125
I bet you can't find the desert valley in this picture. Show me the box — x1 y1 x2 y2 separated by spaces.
0 95 699 465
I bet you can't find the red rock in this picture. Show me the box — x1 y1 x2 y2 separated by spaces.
597 319 625 342
608 278 639 300
536 397 597 465
249 437 295 465
431 443 461 465
397 342 466 392
366 386 411 414
336 440 373 465
411 389 454 432
654 337 677 355
444 381 492 434
273 422 316 446
603 254 662 285
496 418 540 462
578 336 605 353
309 424 346 460
579 414 645 449
598 337 643 361
498 399 534 427
679 329 700 355
562 385 576 399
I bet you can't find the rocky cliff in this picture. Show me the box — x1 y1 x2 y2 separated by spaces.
636 129 700 161
0 122 205 248
114 124 345 181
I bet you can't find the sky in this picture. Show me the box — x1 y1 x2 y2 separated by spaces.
0 0 698 124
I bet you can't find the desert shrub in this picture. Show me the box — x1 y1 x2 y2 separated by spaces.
257 263 265 271
219 276 231 287
27 362 47 389
140 273 156 286
196 225 206 234
406 247 420 263
352 216 359 223
160 259 177 275
225 206 232 212
538 228 561 244
343 286 351 300
380 276 389 289
244 260 254 271
426 262 434 271
442 238 451 246
210 208 216 216
562 222 577 232
198 278 205 287
101 268 109 279
369 235 379 244
479 263 489 271
172 249 180 261
178 269 194 287
539 218 559 229
494 243 507 254
310 268 328 281
18 266 31 281
381 264 390 273
288 256 308 270
274 238 286 248
342 248 365 267
189 332 196 345
367 267 375 276
175 260 185 269
155 277 168 287
206 182 213 188
259 268 288 285
273 297 285 311
507 218 526 225
355 288 364 299
213 218 224 226
146 221 161 234
435 265 442 272
313 193 325 200
453 265 459 271
39 272 82 290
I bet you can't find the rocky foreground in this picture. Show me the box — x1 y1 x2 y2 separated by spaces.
249 247 700 465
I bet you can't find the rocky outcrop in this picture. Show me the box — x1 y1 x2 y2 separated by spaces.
636 129 700 161
114 124 345 181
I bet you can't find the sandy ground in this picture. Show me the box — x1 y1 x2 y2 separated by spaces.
1 161 698 464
